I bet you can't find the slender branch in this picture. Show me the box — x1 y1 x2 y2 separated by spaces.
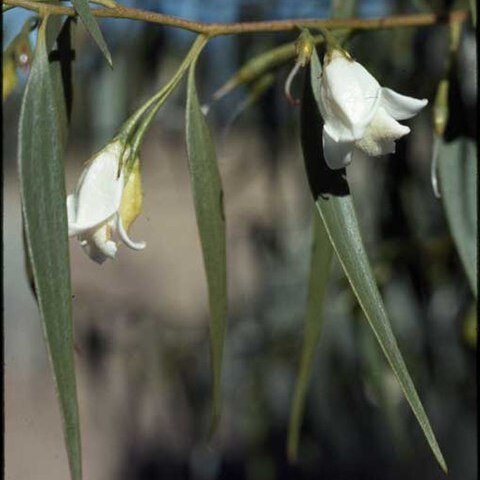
3 0 469 36
129 35 208 159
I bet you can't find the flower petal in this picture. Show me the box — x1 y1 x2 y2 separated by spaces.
73 141 125 231
381 87 428 120
66 194 77 235
117 215 146 251
372 107 411 139
68 215 115 237
68 190 116 237
354 107 409 156
356 139 396 157
320 51 381 142
80 223 117 264
82 241 117 264
322 127 354 170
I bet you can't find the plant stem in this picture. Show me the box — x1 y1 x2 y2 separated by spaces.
3 0 469 36
129 34 208 160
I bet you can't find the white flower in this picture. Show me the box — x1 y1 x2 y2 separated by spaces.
318 49 428 170
67 140 146 264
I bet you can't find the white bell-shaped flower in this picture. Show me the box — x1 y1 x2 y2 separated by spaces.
318 50 428 170
67 139 146 264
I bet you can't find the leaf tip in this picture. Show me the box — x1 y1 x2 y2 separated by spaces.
107 57 113 69
438 454 448 475
206 405 221 442
286 440 299 464
104 49 113 68
429 436 448 475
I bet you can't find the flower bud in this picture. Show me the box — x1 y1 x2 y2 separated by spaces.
295 30 315 67
67 139 146 263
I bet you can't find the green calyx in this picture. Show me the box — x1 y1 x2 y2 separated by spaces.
295 29 315 67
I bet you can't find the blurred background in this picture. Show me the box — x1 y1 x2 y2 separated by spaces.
3 0 477 479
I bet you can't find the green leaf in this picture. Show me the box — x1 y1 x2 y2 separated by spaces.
71 0 112 66
300 56 447 473
18 16 81 480
287 209 333 462
438 137 477 297
46 16 75 149
54 18 76 125
186 60 227 434
470 0 477 27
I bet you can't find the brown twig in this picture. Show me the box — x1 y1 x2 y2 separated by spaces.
2 0 469 37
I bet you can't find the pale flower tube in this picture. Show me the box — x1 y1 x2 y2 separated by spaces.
318 50 428 170
67 140 146 264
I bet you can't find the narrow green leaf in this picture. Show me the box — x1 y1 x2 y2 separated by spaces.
46 17 75 149
300 58 447 473
54 18 75 124
18 16 81 480
71 0 112 66
186 60 227 434
287 209 333 462
438 137 477 297
359 322 408 455
470 0 477 27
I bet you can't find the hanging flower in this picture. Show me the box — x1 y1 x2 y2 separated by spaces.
318 49 428 170
67 139 146 264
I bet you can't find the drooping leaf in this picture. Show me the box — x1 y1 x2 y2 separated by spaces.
46 16 75 150
438 137 477 297
186 59 227 434
287 209 333 462
52 18 76 124
22 12 72 282
18 16 81 480
358 320 408 456
299 56 447 473
71 0 112 66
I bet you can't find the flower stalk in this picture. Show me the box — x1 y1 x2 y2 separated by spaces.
284 29 316 105
430 17 464 198
114 34 208 178
128 35 208 163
